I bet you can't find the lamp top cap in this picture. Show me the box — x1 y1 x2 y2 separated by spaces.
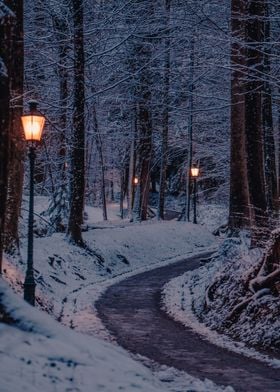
28 100 39 112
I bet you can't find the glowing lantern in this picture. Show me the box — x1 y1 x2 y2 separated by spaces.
133 177 139 185
21 101 45 142
190 166 199 178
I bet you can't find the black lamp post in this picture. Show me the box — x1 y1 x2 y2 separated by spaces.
21 100 45 305
131 176 139 213
190 165 199 224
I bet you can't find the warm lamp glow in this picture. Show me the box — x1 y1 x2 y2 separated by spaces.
190 166 199 178
21 114 45 142
133 177 139 185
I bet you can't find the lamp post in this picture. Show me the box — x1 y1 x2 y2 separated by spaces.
21 100 45 305
190 165 199 224
131 177 139 212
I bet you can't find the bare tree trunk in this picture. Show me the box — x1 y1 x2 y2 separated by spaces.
110 181 114 201
229 0 250 230
47 14 69 231
278 97 280 200
55 16 69 180
92 106 107 221
67 0 85 245
244 0 267 238
262 2 277 214
157 0 171 220
4 0 24 254
119 172 124 219
185 37 195 222
98 138 108 221
127 110 137 220
133 101 153 221
0 6 14 272
0 65 10 273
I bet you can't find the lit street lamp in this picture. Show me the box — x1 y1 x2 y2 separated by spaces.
131 177 139 213
21 100 45 305
190 165 199 224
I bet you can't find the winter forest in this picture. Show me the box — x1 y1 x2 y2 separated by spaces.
0 0 280 391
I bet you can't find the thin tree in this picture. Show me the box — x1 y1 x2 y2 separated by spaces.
0 61 9 272
47 5 70 232
185 36 195 222
92 105 108 221
157 0 171 220
0 1 14 271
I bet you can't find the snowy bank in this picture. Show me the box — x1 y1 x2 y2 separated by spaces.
0 278 181 392
4 213 217 333
0 202 235 392
0 276 233 392
162 237 280 367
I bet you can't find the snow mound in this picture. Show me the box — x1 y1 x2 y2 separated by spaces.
162 236 280 366
0 279 167 392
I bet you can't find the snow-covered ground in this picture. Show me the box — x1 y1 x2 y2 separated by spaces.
162 236 280 368
1 197 235 392
1 277 236 392
5 198 217 334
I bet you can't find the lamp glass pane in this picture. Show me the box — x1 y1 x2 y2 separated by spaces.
191 167 199 177
21 115 45 142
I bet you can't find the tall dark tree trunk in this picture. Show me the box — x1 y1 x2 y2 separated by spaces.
67 0 85 245
262 1 277 214
157 0 171 220
3 0 24 254
92 107 108 221
244 0 267 235
0 4 15 271
278 97 280 199
119 172 124 219
132 31 153 222
185 37 195 222
0 60 10 272
229 0 250 230
0 69 9 272
133 99 153 221
127 110 137 220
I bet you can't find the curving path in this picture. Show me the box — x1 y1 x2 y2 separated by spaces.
96 251 280 392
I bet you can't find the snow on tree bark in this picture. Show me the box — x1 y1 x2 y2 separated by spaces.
157 0 171 221
244 0 268 239
67 0 85 245
3 0 24 254
229 0 250 230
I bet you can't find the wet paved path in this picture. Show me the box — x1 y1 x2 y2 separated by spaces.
96 251 280 392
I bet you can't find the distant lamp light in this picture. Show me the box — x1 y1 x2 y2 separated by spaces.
133 177 139 185
190 166 199 178
21 100 45 142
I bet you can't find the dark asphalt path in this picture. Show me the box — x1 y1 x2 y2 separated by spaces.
96 251 280 392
